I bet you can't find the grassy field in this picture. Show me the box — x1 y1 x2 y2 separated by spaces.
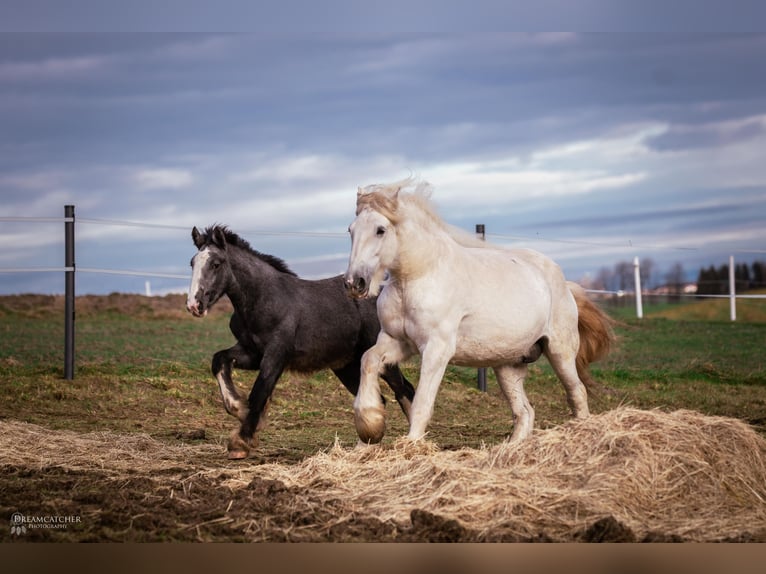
1 293 765 542
604 289 766 323
1 293 764 457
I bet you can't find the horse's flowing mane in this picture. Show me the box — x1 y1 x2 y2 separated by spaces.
356 178 490 250
201 225 297 276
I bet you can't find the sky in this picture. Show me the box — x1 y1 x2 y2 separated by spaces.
1 31 766 295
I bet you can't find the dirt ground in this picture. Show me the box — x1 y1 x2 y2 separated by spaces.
3 465 640 543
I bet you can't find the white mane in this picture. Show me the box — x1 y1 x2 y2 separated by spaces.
356 178 491 250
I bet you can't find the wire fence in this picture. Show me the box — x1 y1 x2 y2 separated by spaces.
2 205 765 381
2 208 765 299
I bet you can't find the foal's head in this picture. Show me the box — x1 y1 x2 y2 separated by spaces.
187 226 231 317
187 225 296 316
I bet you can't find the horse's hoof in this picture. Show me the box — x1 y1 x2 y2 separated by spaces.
227 449 249 460
354 405 386 444
227 430 253 459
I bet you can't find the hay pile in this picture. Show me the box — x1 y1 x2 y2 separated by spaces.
251 408 766 541
2 407 765 541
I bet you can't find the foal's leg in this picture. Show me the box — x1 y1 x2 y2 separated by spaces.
380 364 415 422
354 333 412 443
211 343 261 421
228 347 286 459
494 364 535 441
332 361 362 396
406 335 456 441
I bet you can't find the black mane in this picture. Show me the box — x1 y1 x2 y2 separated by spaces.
202 225 297 276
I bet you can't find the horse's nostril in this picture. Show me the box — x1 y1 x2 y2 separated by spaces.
355 277 366 291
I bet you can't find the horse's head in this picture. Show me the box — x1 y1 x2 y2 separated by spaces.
344 204 399 299
187 226 230 317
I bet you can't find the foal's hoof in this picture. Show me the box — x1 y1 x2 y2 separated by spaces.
227 449 249 460
227 430 254 460
354 405 386 444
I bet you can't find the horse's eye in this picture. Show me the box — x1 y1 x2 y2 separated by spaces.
376 226 386 237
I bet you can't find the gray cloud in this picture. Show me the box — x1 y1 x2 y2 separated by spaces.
1 33 766 294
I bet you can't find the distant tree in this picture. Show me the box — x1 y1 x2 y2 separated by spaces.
640 257 656 289
615 261 633 291
697 264 725 295
594 266 613 292
752 261 765 289
717 264 730 295
696 267 707 296
665 262 685 301
736 263 751 291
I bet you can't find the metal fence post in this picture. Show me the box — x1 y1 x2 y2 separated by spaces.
729 255 736 322
476 224 487 393
64 205 75 380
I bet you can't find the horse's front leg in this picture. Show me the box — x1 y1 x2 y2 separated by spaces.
227 350 285 460
211 343 261 421
354 332 411 444
406 334 456 441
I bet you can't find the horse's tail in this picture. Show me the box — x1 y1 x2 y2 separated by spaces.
567 282 615 394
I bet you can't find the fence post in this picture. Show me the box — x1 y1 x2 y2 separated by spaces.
64 205 75 380
476 224 487 393
633 256 643 319
729 255 736 322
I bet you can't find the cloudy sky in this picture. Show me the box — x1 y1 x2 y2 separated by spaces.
1 32 765 295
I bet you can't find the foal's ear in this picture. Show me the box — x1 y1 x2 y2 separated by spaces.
191 226 206 249
211 226 227 250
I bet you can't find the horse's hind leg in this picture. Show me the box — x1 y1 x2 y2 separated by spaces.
494 364 535 441
544 335 589 419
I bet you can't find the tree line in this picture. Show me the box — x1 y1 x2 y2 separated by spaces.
591 258 766 296
696 260 766 295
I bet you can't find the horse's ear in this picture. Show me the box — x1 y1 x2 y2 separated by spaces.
211 226 227 250
191 226 204 248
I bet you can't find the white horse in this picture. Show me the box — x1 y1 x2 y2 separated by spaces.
344 178 613 444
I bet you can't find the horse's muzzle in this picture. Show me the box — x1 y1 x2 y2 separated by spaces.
344 275 369 299
186 300 208 317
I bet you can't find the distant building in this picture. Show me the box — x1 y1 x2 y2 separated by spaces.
649 283 698 296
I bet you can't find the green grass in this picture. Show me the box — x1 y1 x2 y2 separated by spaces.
1 295 764 460
602 290 766 323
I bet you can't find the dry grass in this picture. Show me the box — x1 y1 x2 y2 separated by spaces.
3 407 765 541
0 293 232 319
648 289 766 323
